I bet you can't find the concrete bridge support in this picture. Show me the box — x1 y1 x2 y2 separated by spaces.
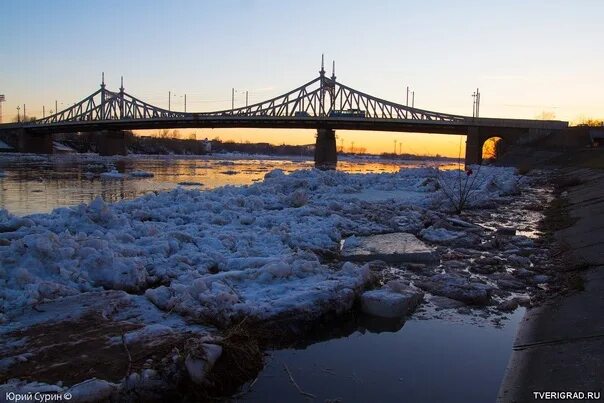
97 130 128 156
314 128 337 169
465 127 529 166
17 129 54 154
464 127 483 166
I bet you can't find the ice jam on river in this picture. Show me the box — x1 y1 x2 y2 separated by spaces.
0 165 554 400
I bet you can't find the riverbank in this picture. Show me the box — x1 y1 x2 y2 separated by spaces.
498 167 604 402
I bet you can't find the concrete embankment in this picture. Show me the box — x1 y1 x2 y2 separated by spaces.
498 168 604 402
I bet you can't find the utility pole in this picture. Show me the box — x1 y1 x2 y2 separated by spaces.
476 88 480 118
0 94 5 123
472 88 481 117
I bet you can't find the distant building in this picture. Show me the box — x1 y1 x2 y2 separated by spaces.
590 128 604 147
203 138 212 153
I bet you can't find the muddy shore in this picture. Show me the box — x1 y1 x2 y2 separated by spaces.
498 167 604 402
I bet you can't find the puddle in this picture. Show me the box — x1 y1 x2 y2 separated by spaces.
238 309 524 402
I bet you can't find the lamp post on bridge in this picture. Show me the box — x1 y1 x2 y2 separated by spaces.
472 88 481 118
231 89 249 110
405 86 415 116
0 94 5 123
16 106 20 123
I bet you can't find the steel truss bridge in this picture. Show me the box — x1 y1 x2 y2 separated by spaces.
0 59 568 165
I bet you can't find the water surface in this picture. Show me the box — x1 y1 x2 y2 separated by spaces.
243 310 524 403
0 153 457 215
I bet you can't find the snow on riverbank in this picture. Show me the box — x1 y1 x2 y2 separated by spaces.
0 166 522 325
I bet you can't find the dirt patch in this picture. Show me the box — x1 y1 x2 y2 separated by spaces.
1 312 195 387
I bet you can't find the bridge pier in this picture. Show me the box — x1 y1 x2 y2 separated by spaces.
16 129 54 154
97 130 128 156
314 128 337 170
465 127 483 166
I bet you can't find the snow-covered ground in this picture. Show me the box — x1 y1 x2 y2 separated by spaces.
0 166 522 323
0 165 552 398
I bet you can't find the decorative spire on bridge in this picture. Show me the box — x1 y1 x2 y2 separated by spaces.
319 54 325 77
119 76 125 119
331 60 336 82
100 72 106 120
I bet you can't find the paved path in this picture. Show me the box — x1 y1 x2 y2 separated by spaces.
498 168 604 402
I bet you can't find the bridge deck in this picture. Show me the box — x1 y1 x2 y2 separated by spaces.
0 116 568 135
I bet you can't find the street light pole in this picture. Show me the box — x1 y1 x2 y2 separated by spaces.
476 88 480 118
168 91 171 111
232 88 235 110
184 94 187 113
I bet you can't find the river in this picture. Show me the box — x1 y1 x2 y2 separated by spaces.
0 153 457 216
0 152 529 402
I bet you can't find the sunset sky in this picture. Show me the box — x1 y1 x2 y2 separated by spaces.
1 0 603 156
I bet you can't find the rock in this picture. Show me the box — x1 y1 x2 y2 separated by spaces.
513 268 536 279
443 260 467 269
469 264 499 275
495 227 516 236
430 295 466 310
185 344 223 385
532 274 551 284
446 217 478 229
419 226 464 244
366 260 389 272
416 273 492 305
360 286 423 318
507 254 532 267
496 278 527 291
342 233 438 264
405 263 427 272
510 236 534 248
515 296 532 307
497 299 519 312
67 378 117 402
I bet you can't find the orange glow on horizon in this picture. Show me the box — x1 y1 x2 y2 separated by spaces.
135 128 468 158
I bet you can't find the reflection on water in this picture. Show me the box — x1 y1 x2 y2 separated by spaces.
0 154 458 216
243 309 524 403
